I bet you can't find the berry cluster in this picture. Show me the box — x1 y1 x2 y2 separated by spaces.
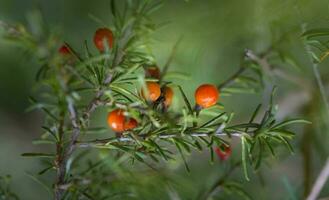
59 27 230 160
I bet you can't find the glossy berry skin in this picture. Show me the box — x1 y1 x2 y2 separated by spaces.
124 118 138 130
145 66 160 79
142 82 161 102
164 86 174 107
93 28 114 52
107 109 137 132
195 84 219 108
58 45 70 55
214 145 232 161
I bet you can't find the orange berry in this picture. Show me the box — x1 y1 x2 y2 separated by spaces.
214 145 232 161
142 82 161 102
107 109 138 132
195 84 219 108
107 109 125 132
124 118 138 130
93 28 114 52
164 86 174 107
58 44 70 55
145 66 160 79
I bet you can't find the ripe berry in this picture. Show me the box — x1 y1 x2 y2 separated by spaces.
124 118 138 130
195 84 219 108
214 145 232 161
142 82 161 102
58 44 70 55
164 86 174 107
145 65 160 79
107 109 137 132
93 28 114 52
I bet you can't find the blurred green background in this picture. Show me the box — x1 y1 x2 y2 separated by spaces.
1 0 329 199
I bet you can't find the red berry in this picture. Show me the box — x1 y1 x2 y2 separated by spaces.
195 84 219 108
58 44 70 55
141 82 161 102
214 145 232 161
107 109 137 132
93 28 114 52
145 66 160 79
124 118 138 130
164 86 174 107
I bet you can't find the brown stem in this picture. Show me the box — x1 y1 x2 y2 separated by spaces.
54 111 65 199
53 15 136 199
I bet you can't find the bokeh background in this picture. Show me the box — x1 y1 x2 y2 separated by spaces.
1 0 329 199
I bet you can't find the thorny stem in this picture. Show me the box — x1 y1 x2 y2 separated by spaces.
76 132 243 148
53 16 136 200
54 111 65 199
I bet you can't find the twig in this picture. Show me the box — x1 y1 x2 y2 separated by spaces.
76 132 243 148
54 15 138 199
245 49 310 90
307 158 329 200
311 63 329 116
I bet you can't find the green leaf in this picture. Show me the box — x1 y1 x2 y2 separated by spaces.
21 153 54 158
38 166 53 175
174 142 190 172
228 123 259 130
302 28 329 39
222 182 252 200
149 139 168 161
264 139 275 157
268 129 295 139
271 119 311 130
25 172 52 195
41 126 58 140
254 138 263 170
178 86 193 114
241 136 250 181
249 104 262 124
277 136 294 154
209 146 215 164
200 112 226 128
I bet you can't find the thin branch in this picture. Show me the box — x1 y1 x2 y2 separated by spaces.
76 132 243 148
307 158 329 200
311 63 329 116
245 49 310 90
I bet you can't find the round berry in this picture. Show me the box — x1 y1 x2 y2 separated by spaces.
58 44 70 55
93 28 114 52
164 86 174 107
195 84 219 108
214 145 232 161
107 109 138 132
124 118 138 130
142 82 161 102
145 65 160 79
107 109 126 132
